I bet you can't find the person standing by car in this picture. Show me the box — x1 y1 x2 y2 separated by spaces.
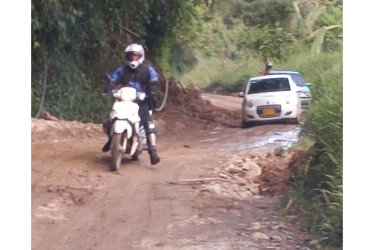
102 43 161 165
259 62 273 75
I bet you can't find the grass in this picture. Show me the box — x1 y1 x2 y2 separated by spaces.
178 51 266 92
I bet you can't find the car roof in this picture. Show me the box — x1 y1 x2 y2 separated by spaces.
250 74 292 81
268 71 300 75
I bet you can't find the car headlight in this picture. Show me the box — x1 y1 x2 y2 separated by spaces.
298 92 311 98
245 100 253 108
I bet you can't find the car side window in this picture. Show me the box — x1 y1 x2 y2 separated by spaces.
291 75 304 87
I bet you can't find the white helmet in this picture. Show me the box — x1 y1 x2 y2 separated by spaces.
125 43 145 69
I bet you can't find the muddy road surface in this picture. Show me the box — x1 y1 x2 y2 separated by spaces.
32 91 315 249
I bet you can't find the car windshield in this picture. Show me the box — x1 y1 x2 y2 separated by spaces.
248 78 290 94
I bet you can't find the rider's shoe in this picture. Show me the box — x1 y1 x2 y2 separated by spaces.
102 140 111 152
150 154 160 165
149 147 160 165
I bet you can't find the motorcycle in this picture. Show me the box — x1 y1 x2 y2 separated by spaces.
106 87 147 171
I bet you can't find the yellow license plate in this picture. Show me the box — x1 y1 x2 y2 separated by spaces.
262 108 276 116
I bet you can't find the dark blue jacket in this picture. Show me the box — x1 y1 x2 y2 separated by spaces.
110 63 159 110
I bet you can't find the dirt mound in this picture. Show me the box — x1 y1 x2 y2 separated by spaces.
31 118 103 142
153 79 240 136
165 81 240 127
256 148 310 196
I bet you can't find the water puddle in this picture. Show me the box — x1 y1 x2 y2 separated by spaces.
240 127 301 150
202 126 302 153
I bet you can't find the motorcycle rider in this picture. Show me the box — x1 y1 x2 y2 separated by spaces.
102 43 161 165
259 61 273 76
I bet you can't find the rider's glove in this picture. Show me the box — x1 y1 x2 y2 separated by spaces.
112 89 121 99
149 110 153 116
137 92 146 101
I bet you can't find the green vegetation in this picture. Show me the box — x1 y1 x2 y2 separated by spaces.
284 52 343 247
32 0 343 247
32 0 210 121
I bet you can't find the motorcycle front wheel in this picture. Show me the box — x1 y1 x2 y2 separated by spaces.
111 133 127 171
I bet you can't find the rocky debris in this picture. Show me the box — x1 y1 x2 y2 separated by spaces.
274 146 287 157
195 147 307 201
252 231 271 240
185 147 318 249
42 111 58 121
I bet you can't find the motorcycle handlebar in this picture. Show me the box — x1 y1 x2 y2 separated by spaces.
102 88 147 101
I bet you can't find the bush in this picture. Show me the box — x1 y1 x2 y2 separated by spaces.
31 57 113 122
284 52 343 247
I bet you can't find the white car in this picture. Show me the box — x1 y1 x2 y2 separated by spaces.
240 74 302 127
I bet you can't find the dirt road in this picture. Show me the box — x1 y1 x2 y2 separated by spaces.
31 92 315 249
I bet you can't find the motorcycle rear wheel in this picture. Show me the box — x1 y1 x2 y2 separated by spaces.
111 133 127 171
